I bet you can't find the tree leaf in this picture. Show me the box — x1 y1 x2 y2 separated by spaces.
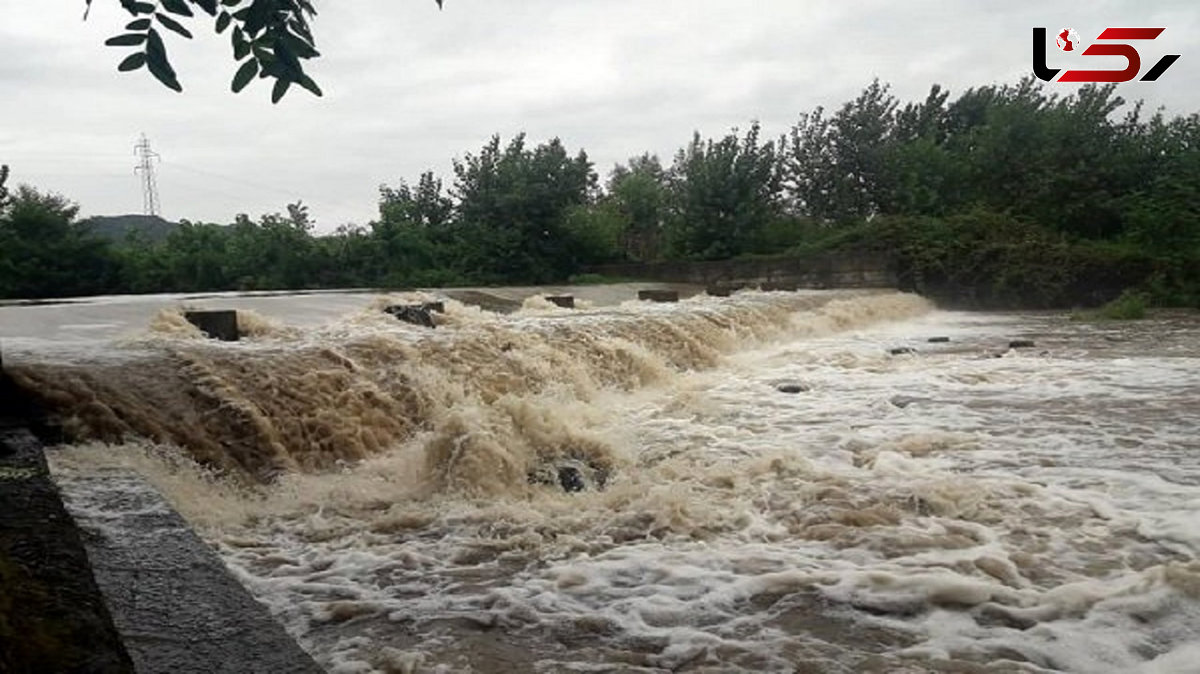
232 28 250 59
124 1 157 14
105 33 147 47
231 58 258 92
146 50 182 92
297 74 322 97
146 28 167 57
125 18 152 30
194 0 218 15
159 0 194 17
155 13 194 39
271 77 291 104
216 11 232 33
274 41 303 77
282 31 319 59
117 52 147 71
242 1 270 37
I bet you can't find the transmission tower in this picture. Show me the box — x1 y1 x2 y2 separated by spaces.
134 133 161 216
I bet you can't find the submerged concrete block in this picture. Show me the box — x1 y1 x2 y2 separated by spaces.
546 295 575 308
184 310 240 342
637 289 678 303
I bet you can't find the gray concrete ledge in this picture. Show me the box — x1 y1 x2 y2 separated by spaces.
54 468 324 674
0 428 134 674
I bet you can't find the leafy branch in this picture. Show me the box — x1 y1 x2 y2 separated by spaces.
85 0 445 102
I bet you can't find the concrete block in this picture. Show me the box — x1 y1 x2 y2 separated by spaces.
184 310 240 342
637 289 678 303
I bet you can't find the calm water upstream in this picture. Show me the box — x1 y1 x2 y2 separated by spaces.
3 287 1197 673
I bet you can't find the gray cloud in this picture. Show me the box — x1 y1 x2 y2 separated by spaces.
1 0 1195 231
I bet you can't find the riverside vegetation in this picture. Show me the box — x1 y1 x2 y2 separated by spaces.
1 79 1197 309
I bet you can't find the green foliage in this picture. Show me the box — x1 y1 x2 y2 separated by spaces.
87 0 445 101
0 186 118 298
450 134 596 283
607 154 668 261
1092 290 1148 320
667 123 780 259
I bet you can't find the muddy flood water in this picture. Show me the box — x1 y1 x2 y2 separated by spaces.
3 286 1198 673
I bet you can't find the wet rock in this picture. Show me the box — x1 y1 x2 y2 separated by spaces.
557 466 585 493
184 310 240 341
1009 339 1036 349
422 301 446 314
976 604 1037 630
384 305 436 328
927 336 950 343
706 286 733 297
637 289 678 303
546 295 575 309
529 458 608 493
776 383 809 394
888 347 917 356
889 395 928 409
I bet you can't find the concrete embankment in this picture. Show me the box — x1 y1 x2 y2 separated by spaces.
55 467 325 674
2 363 324 673
0 427 134 674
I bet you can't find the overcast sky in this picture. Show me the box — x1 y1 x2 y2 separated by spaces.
1 0 1196 232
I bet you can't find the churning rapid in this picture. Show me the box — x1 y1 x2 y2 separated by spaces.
6 287 1199 673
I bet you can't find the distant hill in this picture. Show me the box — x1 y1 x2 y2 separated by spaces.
81 214 179 244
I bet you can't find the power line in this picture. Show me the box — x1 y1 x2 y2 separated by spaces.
133 133 161 216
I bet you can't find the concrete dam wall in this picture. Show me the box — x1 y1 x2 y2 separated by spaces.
589 253 896 290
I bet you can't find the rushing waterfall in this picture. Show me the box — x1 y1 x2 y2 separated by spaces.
5 287 1197 673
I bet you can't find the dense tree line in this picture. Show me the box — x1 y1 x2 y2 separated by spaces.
1 78 1197 305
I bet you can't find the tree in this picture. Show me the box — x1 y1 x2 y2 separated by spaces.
667 123 780 259
0 165 10 207
607 154 668 261
88 0 444 101
0 186 118 298
452 134 595 283
783 79 898 223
